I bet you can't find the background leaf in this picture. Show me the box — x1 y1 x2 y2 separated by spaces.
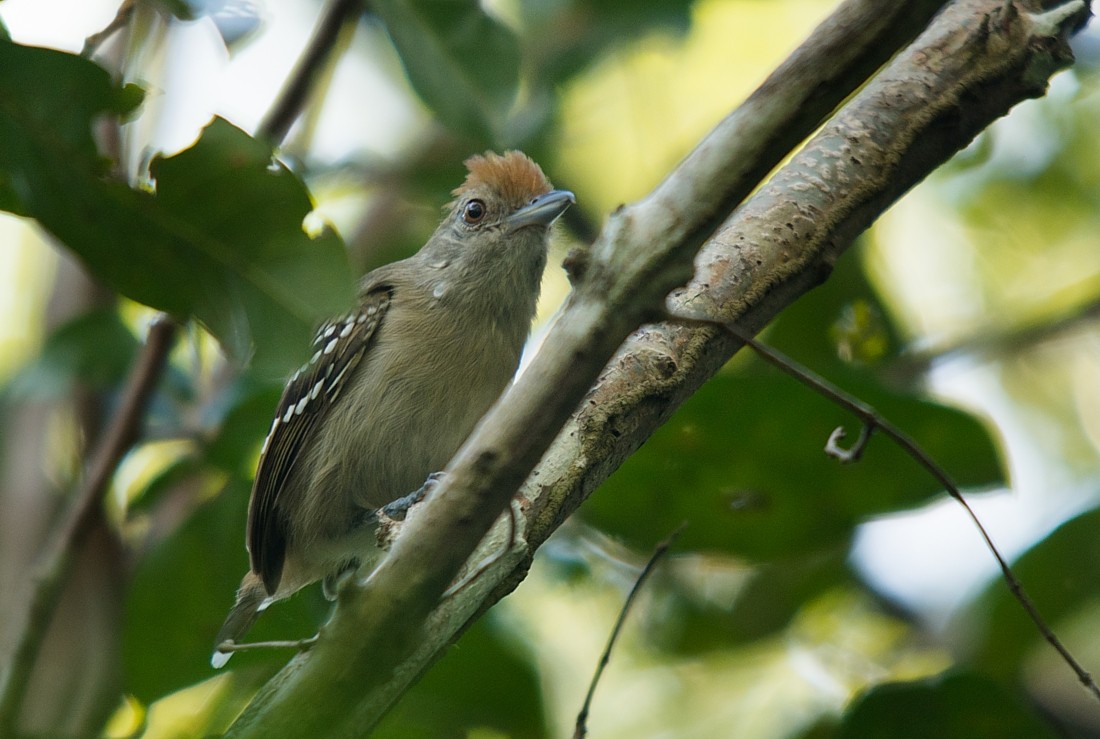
0 42 355 375
4 309 138 399
0 40 140 215
831 671 1059 739
582 249 1003 560
373 615 546 738
123 476 324 703
372 0 521 142
519 0 694 89
149 118 357 373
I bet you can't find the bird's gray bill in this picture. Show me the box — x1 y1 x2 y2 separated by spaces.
506 189 575 230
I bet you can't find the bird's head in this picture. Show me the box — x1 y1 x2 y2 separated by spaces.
426 151 574 270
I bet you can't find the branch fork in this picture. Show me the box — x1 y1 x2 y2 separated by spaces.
225 0 1093 734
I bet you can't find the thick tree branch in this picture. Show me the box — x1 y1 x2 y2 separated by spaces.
225 0 1088 734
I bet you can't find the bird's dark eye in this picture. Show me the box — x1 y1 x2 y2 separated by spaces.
462 199 486 224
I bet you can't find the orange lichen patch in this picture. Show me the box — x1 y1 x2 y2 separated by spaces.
452 150 552 207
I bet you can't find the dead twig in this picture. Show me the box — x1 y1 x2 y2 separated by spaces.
258 0 366 144
574 523 686 739
720 322 1100 704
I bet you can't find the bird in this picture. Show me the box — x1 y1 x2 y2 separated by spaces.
211 151 574 668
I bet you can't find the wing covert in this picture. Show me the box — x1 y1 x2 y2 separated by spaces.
246 286 392 594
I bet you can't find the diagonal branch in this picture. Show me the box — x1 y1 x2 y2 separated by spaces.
0 317 176 735
258 0 366 144
0 0 366 730
225 0 1089 735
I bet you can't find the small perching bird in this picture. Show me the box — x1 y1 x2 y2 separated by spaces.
212 151 574 668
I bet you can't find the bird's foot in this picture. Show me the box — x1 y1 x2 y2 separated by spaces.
375 472 445 548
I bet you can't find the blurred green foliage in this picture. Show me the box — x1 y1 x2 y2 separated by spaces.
372 0 522 143
0 41 355 375
584 253 1002 563
4 309 138 399
833 671 1060 739
2 1 1099 737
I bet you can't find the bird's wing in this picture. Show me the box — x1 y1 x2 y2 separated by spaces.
247 284 392 594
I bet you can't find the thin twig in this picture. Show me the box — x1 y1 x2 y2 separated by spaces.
718 322 1100 704
258 0 366 144
574 523 686 739
0 317 177 734
81 0 137 58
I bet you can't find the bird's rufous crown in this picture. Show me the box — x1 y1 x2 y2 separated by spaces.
452 150 552 210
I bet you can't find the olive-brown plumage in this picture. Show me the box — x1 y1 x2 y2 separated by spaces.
212 151 573 667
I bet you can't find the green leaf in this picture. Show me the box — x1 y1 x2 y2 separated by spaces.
373 0 521 141
4 309 138 399
582 249 1003 560
837 671 1059 739
0 40 140 214
126 455 202 515
149 117 357 372
0 40 356 375
656 550 851 653
159 0 197 21
123 476 325 703
202 377 283 476
584 369 999 559
374 615 545 737
518 0 693 88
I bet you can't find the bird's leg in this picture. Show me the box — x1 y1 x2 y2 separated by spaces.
372 472 445 550
380 471 445 522
368 473 524 595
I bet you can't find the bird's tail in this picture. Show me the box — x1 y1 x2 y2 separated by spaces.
211 571 269 669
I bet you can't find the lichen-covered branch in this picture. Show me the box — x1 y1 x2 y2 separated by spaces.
224 0 1088 735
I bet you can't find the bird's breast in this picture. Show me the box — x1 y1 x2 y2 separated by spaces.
306 293 525 515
